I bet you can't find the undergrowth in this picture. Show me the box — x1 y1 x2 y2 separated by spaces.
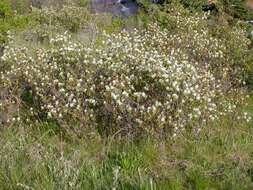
0 115 253 189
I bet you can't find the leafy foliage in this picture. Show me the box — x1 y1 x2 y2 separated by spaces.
179 0 253 20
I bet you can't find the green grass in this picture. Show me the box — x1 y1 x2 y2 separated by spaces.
0 116 253 190
0 5 36 46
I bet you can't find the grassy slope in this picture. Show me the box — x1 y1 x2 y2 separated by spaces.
0 114 253 190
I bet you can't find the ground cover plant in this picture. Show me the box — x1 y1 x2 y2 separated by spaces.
1 0 253 189
0 0 37 62
0 117 253 190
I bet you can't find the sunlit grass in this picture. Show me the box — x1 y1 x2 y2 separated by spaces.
0 112 253 189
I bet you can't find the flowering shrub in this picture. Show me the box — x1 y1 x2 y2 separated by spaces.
154 5 253 87
0 5 252 136
0 26 249 136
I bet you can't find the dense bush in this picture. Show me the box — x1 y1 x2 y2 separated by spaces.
0 2 253 136
1 6 252 136
179 0 253 20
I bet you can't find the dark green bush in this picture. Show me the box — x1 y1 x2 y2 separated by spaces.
179 0 253 20
0 0 12 19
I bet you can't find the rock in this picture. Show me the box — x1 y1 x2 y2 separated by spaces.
247 0 253 10
91 0 138 17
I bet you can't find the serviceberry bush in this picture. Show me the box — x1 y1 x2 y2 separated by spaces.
0 6 252 136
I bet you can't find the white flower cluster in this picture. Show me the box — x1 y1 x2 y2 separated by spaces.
0 19 250 135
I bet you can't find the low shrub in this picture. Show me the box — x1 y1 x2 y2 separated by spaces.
0 5 252 136
1 22 251 136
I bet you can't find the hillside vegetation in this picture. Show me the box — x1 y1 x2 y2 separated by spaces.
1 0 253 189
